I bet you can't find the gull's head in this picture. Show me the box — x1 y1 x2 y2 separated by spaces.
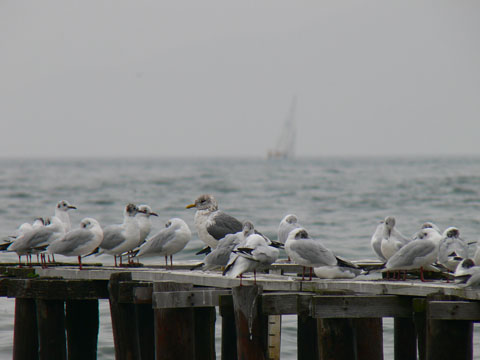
186 194 218 211
443 227 460 239
124 203 138 217
289 228 309 241
242 221 255 237
415 227 442 242
56 200 77 212
459 258 475 270
384 216 396 230
137 204 159 217
80 218 100 229
283 214 298 225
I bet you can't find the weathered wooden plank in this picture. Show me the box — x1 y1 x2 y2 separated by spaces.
108 272 141 360
117 281 152 303
13 298 39 360
152 289 230 308
154 282 195 360
311 295 412 318
134 285 153 304
261 293 311 315
427 300 480 320
65 299 99 360
232 285 268 360
31 266 480 300
36 299 67 360
6 278 109 299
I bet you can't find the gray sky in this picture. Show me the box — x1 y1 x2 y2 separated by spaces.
1 1 479 158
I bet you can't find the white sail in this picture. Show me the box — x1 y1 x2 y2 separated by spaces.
267 97 296 159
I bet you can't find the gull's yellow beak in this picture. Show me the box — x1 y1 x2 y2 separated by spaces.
186 203 196 209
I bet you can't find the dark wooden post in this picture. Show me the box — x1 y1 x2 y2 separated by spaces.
394 317 417 360
13 298 39 360
298 315 318 360
426 296 473 360
232 285 268 360
65 299 99 360
136 303 155 360
317 318 356 360
154 282 195 360
36 299 67 360
194 307 216 360
353 318 383 360
219 295 237 360
413 298 427 360
108 272 141 360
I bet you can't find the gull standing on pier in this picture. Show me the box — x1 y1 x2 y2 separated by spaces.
198 221 255 271
7 200 77 265
438 227 468 272
0 217 46 251
135 218 191 268
370 219 387 262
278 214 301 245
285 228 338 280
135 204 158 248
385 227 442 281
48 218 103 269
186 194 243 253
97 204 141 267
223 233 279 284
380 216 411 260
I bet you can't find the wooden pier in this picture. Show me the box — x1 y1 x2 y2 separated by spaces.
1 262 479 360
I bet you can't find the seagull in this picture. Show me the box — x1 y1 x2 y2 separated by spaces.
7 201 77 265
186 194 243 253
197 220 255 271
134 218 191 268
380 216 411 260
0 217 46 252
385 227 443 282
47 218 103 269
135 204 159 248
97 203 141 267
223 233 279 284
370 219 387 262
8 217 67 266
278 214 301 245
437 227 468 272
285 228 338 280
454 259 480 287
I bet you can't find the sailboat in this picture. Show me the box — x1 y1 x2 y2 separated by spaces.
267 97 296 160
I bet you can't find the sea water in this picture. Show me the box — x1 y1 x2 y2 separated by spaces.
0 156 479 359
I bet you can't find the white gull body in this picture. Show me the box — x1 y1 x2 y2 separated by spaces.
380 216 411 260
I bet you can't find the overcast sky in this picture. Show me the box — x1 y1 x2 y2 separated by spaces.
1 1 479 158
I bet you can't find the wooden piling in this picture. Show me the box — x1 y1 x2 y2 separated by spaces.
13 298 39 360
219 295 237 360
232 285 268 360
298 314 318 360
108 272 141 360
154 282 195 360
136 303 155 360
394 317 417 360
267 315 282 360
194 307 216 360
317 318 356 360
65 299 99 360
353 318 383 360
36 299 67 360
426 296 473 360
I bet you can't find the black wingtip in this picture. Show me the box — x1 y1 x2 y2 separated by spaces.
196 246 212 255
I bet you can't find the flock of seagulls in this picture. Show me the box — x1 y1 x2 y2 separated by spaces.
2 194 480 286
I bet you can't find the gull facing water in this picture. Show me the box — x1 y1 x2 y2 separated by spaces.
48 218 103 269
135 218 191 268
186 194 243 253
